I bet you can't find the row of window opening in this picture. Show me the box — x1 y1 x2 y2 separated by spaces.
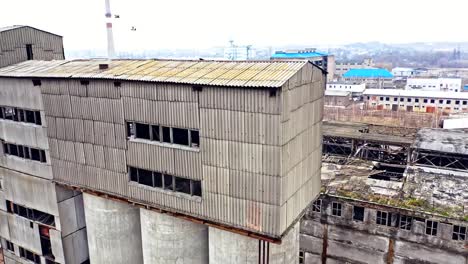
127 121 199 148
2 142 47 163
0 106 42 125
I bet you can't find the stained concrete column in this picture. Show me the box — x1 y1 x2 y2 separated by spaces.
140 208 209 264
83 193 143 264
208 223 300 264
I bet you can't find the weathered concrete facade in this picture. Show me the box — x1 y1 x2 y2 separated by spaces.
299 124 468 264
0 26 64 68
0 78 88 263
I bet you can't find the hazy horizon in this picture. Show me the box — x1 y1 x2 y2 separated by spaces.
1 0 467 51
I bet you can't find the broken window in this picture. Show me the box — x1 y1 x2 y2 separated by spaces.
128 166 202 197
25 44 34 60
452 225 466 241
191 180 202 197
425 220 438 236
331 202 342 217
151 125 160 141
175 177 191 194
163 174 174 190
173 128 189 146
190 130 200 147
135 123 150 140
153 172 163 188
5 200 55 226
126 122 135 137
6 240 14 252
4 107 15 120
40 150 47 163
299 251 305 264
312 199 321 212
399 215 412 231
162 126 171 143
138 168 153 187
34 111 42 125
129 167 138 182
9 144 18 156
376 211 392 226
25 110 35 123
20 246 41 264
353 206 365 221
31 148 41 161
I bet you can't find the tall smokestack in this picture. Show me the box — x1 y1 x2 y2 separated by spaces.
105 0 116 60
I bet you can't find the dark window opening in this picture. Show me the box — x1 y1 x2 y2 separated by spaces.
17 109 25 122
332 202 342 217
299 250 305 264
32 79 42 86
312 199 321 212
452 225 466 241
153 172 163 188
20 246 41 264
415 98 419 103
400 98 404 102
163 174 174 190
353 206 365 221
463 101 467 105
129 167 138 182
0 107 4 119
190 130 200 148
455 100 460 105
447 100 452 104
138 169 153 187
426 220 438 236
4 107 15 120
80 80 90 86
6 200 55 226
31 148 41 161
175 177 191 194
6 240 14 252
172 128 189 146
24 147 31 159
26 44 33 60
151 125 160 141
423 99 428 103
162 126 171 143
126 122 135 137
431 99 435 103
399 215 412 230
114 81 121 87
135 123 150 140
376 211 392 226
191 180 202 197
34 111 42 125
9 144 18 156
40 150 47 163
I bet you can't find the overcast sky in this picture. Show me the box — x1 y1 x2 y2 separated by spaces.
1 0 466 51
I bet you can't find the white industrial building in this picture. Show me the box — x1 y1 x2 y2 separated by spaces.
363 89 468 113
406 77 462 92
326 82 366 93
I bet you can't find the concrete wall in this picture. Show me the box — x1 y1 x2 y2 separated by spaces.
83 193 143 264
209 223 299 264
140 209 208 264
300 197 468 264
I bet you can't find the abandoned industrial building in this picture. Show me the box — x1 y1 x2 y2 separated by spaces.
0 58 325 263
0 26 64 68
298 122 468 264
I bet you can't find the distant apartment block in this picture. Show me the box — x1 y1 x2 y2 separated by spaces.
406 77 462 92
363 89 468 113
0 59 325 264
343 68 394 89
0 26 64 68
271 48 335 82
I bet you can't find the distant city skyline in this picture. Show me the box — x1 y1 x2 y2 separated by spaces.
1 0 467 52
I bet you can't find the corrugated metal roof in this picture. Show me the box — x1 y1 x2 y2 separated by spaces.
363 89 468 100
0 25 62 37
343 68 393 78
0 59 308 88
413 128 468 155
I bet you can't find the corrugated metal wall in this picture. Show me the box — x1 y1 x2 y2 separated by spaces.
42 63 324 238
0 27 63 68
278 65 324 234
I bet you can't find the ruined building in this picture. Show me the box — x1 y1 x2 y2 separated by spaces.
299 122 468 264
0 26 64 68
0 59 325 263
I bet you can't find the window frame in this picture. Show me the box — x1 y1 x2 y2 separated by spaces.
425 220 438 236
452 225 466 241
331 202 342 217
312 199 322 213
